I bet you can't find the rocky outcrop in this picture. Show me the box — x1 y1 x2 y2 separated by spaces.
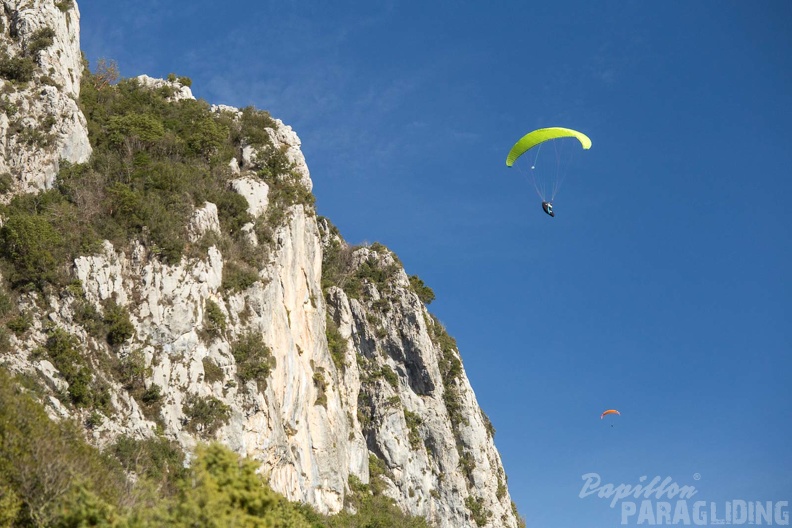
0 1 520 526
0 0 90 195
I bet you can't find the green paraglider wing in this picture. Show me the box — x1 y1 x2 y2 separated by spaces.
505 127 592 167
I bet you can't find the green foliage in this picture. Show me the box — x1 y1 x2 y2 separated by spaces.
365 365 398 389
221 261 260 292
165 443 313 528
202 357 224 384
313 368 328 408
115 349 148 391
325 314 347 371
238 106 276 147
328 455 430 528
513 501 527 528
40 327 97 408
213 190 252 236
403 409 423 450
106 113 165 145
73 295 105 338
459 451 477 485
55 0 74 12
27 27 56 57
496 474 506 500
481 409 496 438
182 395 230 436
409 274 435 304
230 332 275 390
0 290 12 318
367 454 391 496
166 72 193 87
0 51 35 82
110 435 186 495
342 252 400 301
0 211 65 288
426 316 468 437
203 299 226 339
0 368 127 526
4 65 315 293
0 172 13 194
321 237 356 293
6 311 32 335
0 189 103 290
464 496 492 527
103 298 134 346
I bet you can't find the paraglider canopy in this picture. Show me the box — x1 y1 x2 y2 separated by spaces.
505 127 592 168
600 409 620 419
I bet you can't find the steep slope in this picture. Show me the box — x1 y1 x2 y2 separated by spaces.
0 2 522 527
0 0 90 193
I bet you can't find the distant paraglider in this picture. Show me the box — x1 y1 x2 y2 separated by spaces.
506 127 592 218
601 409 620 427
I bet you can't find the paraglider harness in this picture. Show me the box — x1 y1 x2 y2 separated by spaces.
541 201 555 217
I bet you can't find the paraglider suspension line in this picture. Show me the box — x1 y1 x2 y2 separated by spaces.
529 144 546 201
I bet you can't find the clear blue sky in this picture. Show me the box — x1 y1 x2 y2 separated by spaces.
80 1 791 526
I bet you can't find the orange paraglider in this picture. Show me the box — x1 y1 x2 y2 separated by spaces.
600 409 620 419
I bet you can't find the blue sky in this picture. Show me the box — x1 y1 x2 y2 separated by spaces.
80 1 792 525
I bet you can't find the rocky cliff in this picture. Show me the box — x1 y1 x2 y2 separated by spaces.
0 0 90 194
0 2 520 527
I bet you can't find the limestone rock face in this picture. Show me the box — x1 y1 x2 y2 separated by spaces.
135 74 195 101
0 0 90 194
0 2 521 526
230 176 270 218
188 202 221 242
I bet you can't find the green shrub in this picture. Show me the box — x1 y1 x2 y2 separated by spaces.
230 332 275 390
481 409 495 438
41 328 94 407
116 349 148 391
373 365 398 389
110 435 185 494
214 191 252 236
0 213 65 288
0 52 35 82
339 471 431 528
6 312 32 335
106 113 165 146
202 357 224 384
55 0 74 12
182 395 230 436
73 296 105 338
238 106 276 147
165 444 313 528
0 172 13 194
325 315 346 371
221 261 259 292
403 409 423 450
0 368 127 526
459 451 476 484
313 369 327 408
409 274 435 304
465 496 492 527
103 299 134 346
27 27 56 57
496 474 506 500
140 384 162 406
203 299 226 339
